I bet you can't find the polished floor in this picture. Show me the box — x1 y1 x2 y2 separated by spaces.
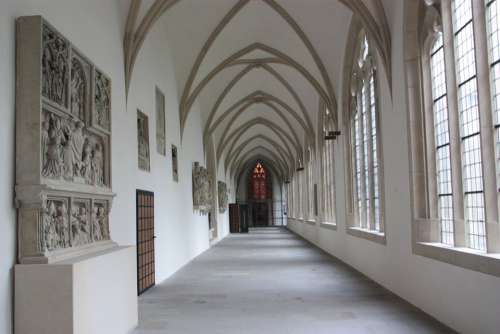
133 227 453 334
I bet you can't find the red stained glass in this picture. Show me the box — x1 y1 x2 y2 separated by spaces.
251 162 267 200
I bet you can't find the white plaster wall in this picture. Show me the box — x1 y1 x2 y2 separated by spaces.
0 1 229 333
288 1 500 334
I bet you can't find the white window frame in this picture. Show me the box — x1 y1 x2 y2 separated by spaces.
408 0 500 277
345 31 386 245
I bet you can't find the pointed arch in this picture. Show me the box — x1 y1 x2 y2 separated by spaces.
216 117 302 161
202 64 314 139
225 134 294 174
181 43 332 137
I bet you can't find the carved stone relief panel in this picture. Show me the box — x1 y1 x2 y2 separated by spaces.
192 162 212 215
41 197 70 251
41 109 110 187
70 52 90 120
71 199 92 247
218 181 228 213
42 24 69 109
156 88 166 156
94 69 111 131
92 200 110 242
172 144 178 182
16 16 116 264
137 110 151 172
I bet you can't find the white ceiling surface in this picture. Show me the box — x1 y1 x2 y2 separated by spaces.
157 0 357 175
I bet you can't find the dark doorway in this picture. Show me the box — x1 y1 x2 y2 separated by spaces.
136 190 155 295
253 202 269 227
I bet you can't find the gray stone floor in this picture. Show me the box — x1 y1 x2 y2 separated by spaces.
133 227 454 334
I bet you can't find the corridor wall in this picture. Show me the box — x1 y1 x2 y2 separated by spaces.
288 1 500 333
0 1 230 333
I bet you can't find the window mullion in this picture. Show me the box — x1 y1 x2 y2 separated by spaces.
473 0 500 252
359 90 368 229
442 0 466 247
365 78 376 231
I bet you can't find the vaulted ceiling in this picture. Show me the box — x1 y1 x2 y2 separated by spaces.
123 0 391 181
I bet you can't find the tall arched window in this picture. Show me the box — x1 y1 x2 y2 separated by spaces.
251 162 268 200
406 0 500 275
348 32 383 235
430 33 455 245
321 107 336 223
307 147 315 220
410 0 500 260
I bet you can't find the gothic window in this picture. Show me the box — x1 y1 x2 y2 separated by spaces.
430 33 455 245
307 148 315 220
322 108 336 223
251 162 268 200
415 0 500 256
349 32 383 234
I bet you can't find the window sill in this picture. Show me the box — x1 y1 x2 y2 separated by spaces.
414 242 500 277
320 222 337 230
347 227 386 245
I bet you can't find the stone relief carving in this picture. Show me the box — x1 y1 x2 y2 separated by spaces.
16 17 116 263
41 111 108 187
41 198 70 251
192 162 212 215
172 145 178 182
92 201 110 242
42 24 69 108
70 55 89 119
218 181 228 213
137 110 151 171
71 200 91 247
156 88 166 156
94 70 111 130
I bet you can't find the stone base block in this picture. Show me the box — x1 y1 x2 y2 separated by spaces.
15 246 138 334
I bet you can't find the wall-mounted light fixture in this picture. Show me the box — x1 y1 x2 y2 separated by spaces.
325 130 341 141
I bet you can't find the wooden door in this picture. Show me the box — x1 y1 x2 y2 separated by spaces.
136 190 155 295
229 204 240 233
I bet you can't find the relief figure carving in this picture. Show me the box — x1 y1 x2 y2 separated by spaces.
71 202 91 247
42 115 64 178
95 71 110 130
42 199 70 251
92 143 104 186
71 57 87 119
192 163 212 214
42 25 68 106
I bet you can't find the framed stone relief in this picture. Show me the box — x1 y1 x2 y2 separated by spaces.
93 68 111 132
156 88 166 156
172 144 178 182
16 16 116 264
192 162 212 215
137 110 150 172
218 181 228 213
42 23 70 110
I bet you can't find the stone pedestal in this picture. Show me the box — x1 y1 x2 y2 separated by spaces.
15 246 138 334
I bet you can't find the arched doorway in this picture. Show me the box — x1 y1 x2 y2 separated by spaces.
249 162 273 227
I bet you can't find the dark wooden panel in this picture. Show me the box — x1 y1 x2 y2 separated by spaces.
229 204 240 233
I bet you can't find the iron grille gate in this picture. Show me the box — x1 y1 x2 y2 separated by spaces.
136 190 155 295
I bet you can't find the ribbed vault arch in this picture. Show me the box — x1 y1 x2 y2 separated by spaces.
181 42 332 136
232 148 288 181
225 134 294 175
211 95 305 155
204 90 310 144
217 117 302 162
202 65 314 139
123 0 392 189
